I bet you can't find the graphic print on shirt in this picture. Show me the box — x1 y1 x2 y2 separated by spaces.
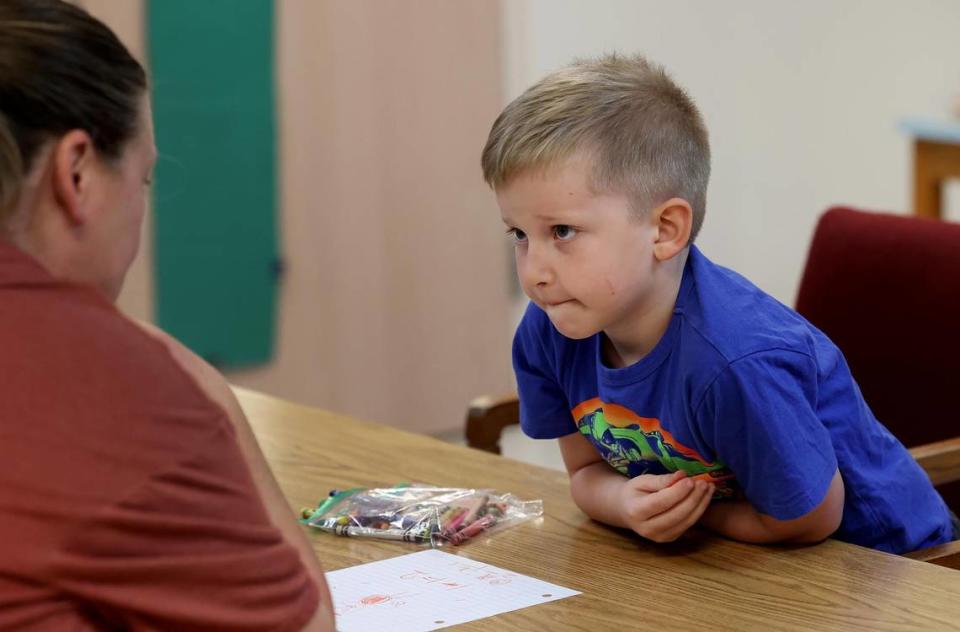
572 397 739 497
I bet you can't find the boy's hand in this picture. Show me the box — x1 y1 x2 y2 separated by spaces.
618 471 714 543
560 432 714 542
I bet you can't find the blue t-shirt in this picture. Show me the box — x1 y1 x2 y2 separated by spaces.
513 245 953 554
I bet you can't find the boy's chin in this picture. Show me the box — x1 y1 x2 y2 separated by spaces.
548 317 600 341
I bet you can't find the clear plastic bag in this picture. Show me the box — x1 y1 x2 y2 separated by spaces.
300 485 543 547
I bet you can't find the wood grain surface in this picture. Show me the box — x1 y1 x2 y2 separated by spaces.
236 387 960 631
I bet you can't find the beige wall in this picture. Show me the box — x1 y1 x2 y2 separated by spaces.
84 0 514 435
80 0 154 322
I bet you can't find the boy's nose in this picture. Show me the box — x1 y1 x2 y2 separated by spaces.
519 243 555 289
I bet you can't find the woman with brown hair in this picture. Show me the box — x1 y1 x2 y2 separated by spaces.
0 1 333 629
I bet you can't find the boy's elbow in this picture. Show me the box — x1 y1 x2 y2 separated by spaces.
788 509 842 544
775 470 845 544
809 470 845 539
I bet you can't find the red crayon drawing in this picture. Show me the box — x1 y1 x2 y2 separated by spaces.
335 591 410 617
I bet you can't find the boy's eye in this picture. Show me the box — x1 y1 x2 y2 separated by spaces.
507 228 527 243
553 225 577 241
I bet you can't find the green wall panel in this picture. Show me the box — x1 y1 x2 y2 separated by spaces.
148 0 278 367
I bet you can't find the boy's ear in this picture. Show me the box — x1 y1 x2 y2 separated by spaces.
651 197 693 261
51 130 98 226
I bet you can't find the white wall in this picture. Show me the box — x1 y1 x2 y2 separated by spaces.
502 0 960 304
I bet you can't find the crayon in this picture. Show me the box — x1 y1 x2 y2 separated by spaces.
331 523 432 543
400 513 424 529
441 509 468 537
439 506 465 532
442 495 486 538
449 514 497 546
467 495 488 521
483 501 507 518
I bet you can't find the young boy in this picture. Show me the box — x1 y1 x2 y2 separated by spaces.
481 53 955 554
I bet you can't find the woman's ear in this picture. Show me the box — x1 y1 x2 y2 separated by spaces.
51 130 98 225
651 197 693 261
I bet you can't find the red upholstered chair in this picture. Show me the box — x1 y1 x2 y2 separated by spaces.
795 207 960 515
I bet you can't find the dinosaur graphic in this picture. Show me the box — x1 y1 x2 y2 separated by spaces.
572 398 739 497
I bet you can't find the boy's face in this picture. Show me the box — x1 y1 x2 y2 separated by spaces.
498 155 661 342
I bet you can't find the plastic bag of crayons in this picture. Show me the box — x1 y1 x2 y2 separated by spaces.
300 485 543 547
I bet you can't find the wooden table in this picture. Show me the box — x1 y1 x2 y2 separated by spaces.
236 387 960 631
901 117 960 219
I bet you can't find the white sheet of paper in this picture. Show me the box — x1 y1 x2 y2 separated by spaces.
326 549 580 631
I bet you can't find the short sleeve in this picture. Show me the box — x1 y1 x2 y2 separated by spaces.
51 427 319 632
512 303 575 439
695 350 838 520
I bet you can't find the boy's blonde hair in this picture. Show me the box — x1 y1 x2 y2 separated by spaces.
482 53 710 242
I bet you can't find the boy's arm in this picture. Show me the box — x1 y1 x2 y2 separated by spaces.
698 469 845 544
694 350 843 547
559 431 714 542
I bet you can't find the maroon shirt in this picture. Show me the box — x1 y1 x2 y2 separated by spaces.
0 242 318 631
